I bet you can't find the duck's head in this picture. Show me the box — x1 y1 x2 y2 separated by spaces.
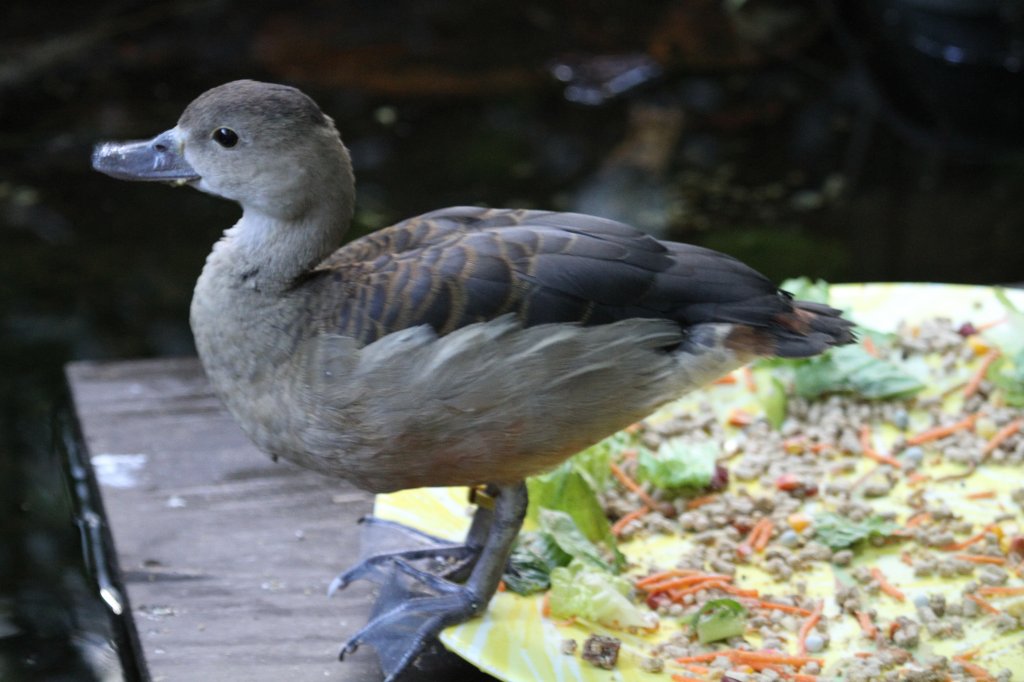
92 80 353 221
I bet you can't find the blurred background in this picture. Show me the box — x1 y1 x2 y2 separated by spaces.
2 0 1023 679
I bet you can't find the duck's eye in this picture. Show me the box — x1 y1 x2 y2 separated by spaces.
212 128 239 148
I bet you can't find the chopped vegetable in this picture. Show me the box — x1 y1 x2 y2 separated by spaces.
639 573 732 595
689 598 748 643
942 523 999 551
797 600 825 655
966 593 1001 615
855 610 878 638
963 349 1001 398
813 512 896 550
503 530 571 595
869 567 906 602
981 417 1023 457
539 508 613 572
527 463 624 569
635 439 718 491
548 560 659 632
610 505 649 537
859 424 902 468
791 345 925 401
905 413 977 446
609 461 661 510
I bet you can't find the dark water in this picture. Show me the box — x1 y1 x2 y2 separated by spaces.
2 1 1023 680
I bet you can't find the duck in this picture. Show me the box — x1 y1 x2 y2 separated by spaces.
92 79 853 681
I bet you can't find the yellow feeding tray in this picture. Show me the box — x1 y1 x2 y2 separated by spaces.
374 283 1024 681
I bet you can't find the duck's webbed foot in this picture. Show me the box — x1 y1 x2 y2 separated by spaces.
334 483 527 682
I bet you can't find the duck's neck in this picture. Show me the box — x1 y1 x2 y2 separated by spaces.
210 184 354 296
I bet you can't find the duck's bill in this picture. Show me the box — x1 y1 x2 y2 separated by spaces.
91 129 200 185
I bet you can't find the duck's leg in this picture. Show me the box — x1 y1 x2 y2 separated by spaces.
338 482 527 682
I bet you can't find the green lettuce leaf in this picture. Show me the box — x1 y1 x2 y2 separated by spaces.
526 435 629 570
538 508 613 572
548 560 659 631
690 598 748 643
503 531 572 595
757 373 788 429
636 439 717 490
813 511 897 549
793 345 925 400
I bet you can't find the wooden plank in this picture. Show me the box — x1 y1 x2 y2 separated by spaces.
66 358 493 682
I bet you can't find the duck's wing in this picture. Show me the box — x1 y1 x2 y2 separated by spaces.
308 207 851 355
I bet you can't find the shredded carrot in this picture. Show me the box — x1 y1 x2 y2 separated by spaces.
855 610 878 638
730 650 824 668
641 573 732 595
671 675 705 682
905 413 978 446
900 551 915 566
859 424 902 468
983 317 1009 332
743 517 774 553
668 579 731 600
982 417 1023 457
679 649 822 670
942 523 998 551
797 600 824 655
869 567 906 602
966 490 997 500
753 519 775 552
497 580 506 592
964 349 1001 398
681 663 710 674
541 592 551 617
956 660 997 682
966 593 1001 615
611 506 649 536
862 335 879 357
634 568 702 588
713 373 738 385
954 648 980 661
686 494 719 510
955 554 1007 565
609 461 661 510
977 585 1024 596
744 599 813 617
782 674 820 682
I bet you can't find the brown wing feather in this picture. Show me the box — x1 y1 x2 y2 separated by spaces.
304 207 853 355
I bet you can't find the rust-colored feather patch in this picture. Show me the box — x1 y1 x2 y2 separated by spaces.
773 307 815 335
724 324 776 356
